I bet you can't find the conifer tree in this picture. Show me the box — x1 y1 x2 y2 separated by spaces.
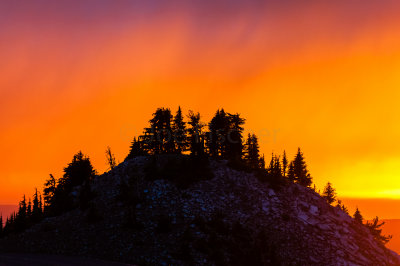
172 106 188 154
105 146 117 170
27 199 32 220
353 207 363 224
282 151 288 177
0 215 3 237
293 148 312 187
43 174 56 213
366 217 392 245
225 113 245 162
322 182 336 204
127 137 148 159
244 134 261 169
287 161 295 182
335 200 349 214
187 111 206 156
143 108 175 154
207 109 229 157
259 154 266 170
32 188 42 223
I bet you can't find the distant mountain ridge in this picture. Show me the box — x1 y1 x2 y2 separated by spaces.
0 155 398 265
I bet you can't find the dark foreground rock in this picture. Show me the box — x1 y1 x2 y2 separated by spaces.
0 156 399 265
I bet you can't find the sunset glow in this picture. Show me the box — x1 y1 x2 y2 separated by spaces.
2 0 400 211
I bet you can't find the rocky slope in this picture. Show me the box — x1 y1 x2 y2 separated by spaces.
0 156 399 265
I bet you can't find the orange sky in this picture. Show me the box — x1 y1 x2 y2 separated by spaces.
1 1 400 217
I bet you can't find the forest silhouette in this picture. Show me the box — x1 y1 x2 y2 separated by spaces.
0 107 391 246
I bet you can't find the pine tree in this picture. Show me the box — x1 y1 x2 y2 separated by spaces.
144 108 175 154
322 182 336 204
32 188 42 223
259 154 266 170
27 199 32 220
207 109 229 157
43 174 56 213
244 134 261 169
187 111 206 157
335 200 349 214
105 146 117 171
366 217 392 245
172 106 188 154
282 151 288 177
292 148 312 187
353 207 363 224
127 137 148 159
225 113 245 162
287 161 295 182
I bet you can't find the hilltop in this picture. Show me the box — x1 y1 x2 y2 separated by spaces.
0 155 399 265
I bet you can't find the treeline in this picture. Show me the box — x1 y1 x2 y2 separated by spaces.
127 107 313 187
0 151 97 237
321 182 392 245
0 107 391 246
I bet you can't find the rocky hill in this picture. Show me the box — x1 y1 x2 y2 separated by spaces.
0 155 399 265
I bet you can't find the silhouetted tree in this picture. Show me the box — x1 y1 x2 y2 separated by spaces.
172 106 188 154
15 195 28 231
244 134 261 170
43 174 56 214
335 199 349 214
187 111 206 157
207 109 230 157
52 151 96 215
287 161 295 182
143 108 175 154
126 137 148 159
282 151 288 177
259 154 266 170
366 217 392 245
353 208 363 224
225 113 245 162
27 199 32 220
32 188 43 223
106 146 117 171
292 148 312 187
322 182 336 204
267 154 282 179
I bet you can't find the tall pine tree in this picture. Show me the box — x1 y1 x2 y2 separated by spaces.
292 148 312 187
172 106 188 154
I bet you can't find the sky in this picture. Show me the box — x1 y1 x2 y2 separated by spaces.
1 0 400 216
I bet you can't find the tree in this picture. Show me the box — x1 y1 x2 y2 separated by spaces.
43 174 56 213
172 106 188 154
353 208 363 224
335 199 349 214
282 151 288 177
142 108 175 154
105 146 117 171
267 154 282 179
126 137 148 159
287 161 295 182
322 182 336 204
0 215 3 237
187 111 206 157
52 152 96 215
366 217 392 245
207 109 229 157
292 148 312 187
243 134 261 169
61 151 96 190
32 188 43 223
225 113 245 162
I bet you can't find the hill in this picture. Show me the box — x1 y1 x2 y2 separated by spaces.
0 155 398 265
